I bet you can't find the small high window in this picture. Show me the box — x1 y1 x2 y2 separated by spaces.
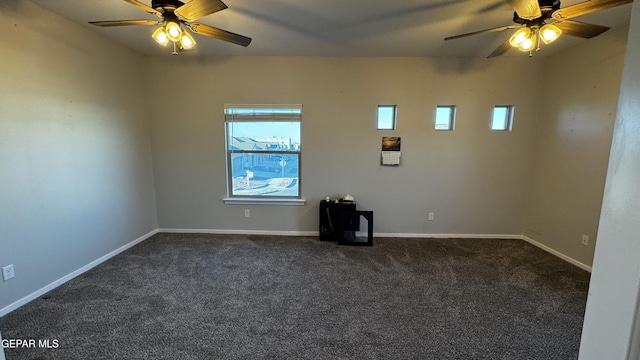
491 105 514 131
377 105 397 130
435 105 456 131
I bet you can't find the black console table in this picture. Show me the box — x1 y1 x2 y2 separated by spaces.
319 200 373 246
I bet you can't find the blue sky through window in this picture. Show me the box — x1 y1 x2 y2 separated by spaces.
377 105 396 130
228 122 300 143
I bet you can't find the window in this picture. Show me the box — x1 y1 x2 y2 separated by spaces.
224 105 302 200
491 105 514 131
435 105 456 131
377 105 397 130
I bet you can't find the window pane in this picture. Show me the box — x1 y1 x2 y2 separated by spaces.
377 105 396 130
492 106 512 131
227 122 301 151
435 106 455 130
230 153 299 197
224 104 302 199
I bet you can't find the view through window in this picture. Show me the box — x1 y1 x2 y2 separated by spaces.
377 105 397 130
435 105 456 130
491 105 514 131
225 105 302 198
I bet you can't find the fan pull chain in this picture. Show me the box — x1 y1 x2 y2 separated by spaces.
172 41 178 56
528 28 539 58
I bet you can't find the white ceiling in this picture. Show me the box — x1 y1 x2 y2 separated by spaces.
30 0 633 58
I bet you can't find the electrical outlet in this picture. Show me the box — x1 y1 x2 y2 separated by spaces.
428 212 435 221
244 209 250 218
581 235 589 246
2 264 15 281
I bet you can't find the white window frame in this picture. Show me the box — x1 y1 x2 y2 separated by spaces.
223 104 304 205
435 105 456 131
377 105 397 130
491 105 514 131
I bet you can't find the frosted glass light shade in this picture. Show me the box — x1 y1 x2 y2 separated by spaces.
180 30 196 49
165 21 182 42
540 24 562 44
518 32 537 51
152 27 169 46
509 27 532 47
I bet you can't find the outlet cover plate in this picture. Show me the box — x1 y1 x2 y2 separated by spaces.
2 264 15 281
581 235 589 246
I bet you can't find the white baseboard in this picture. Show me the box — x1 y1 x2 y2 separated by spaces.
369 232 522 239
0 229 159 317
159 229 522 240
519 235 592 272
158 228 318 237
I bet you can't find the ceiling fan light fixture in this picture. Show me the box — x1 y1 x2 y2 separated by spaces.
509 27 532 47
518 31 537 52
540 24 562 44
165 20 182 42
180 30 196 50
152 27 169 46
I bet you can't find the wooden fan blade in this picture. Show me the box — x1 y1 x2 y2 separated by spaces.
554 20 610 38
188 23 252 47
487 39 512 58
445 25 520 41
89 19 161 27
507 0 541 20
552 0 632 20
174 0 228 22
123 0 162 17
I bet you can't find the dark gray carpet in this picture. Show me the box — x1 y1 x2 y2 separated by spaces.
0 234 590 359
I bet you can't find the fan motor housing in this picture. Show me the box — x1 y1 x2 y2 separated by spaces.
152 0 184 11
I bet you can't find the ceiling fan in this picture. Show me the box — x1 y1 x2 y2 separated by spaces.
89 0 251 55
444 0 632 58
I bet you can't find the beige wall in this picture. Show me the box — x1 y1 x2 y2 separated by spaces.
148 39 626 269
148 56 540 236
524 26 628 266
0 0 158 312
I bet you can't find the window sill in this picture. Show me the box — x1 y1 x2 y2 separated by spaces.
223 198 306 206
